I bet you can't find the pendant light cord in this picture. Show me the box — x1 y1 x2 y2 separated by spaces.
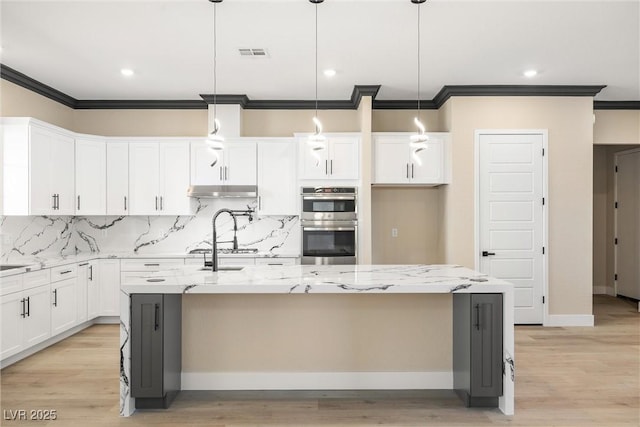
213 1 218 127
315 2 319 130
416 3 421 120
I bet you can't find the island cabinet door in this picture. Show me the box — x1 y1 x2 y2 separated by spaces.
453 293 503 406
131 294 164 398
470 294 503 398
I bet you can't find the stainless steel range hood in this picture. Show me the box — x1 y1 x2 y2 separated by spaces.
187 185 257 198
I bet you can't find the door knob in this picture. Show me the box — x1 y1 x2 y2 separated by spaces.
482 251 496 257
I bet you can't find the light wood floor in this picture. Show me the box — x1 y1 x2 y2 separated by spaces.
1 295 638 426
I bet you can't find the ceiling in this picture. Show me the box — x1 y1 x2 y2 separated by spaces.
1 0 638 102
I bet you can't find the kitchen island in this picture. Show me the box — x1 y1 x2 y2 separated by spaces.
119 264 515 416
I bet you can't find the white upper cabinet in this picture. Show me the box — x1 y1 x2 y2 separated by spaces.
2 119 75 215
106 143 129 215
298 134 360 180
373 132 451 185
75 137 106 215
129 141 192 215
257 139 297 216
190 140 257 186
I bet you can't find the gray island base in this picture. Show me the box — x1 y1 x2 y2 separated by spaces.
119 264 515 416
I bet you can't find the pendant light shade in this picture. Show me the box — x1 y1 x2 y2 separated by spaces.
410 0 428 165
207 0 224 163
307 0 326 166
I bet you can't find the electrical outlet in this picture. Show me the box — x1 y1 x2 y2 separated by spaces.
391 228 398 238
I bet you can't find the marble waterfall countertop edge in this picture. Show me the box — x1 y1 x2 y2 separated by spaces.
120 264 513 295
0 251 301 278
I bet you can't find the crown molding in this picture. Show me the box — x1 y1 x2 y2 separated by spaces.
1 64 77 108
2 64 628 111
75 99 207 110
593 101 640 110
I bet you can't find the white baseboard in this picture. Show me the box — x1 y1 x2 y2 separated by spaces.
593 286 615 296
181 371 453 391
545 314 594 327
93 316 119 324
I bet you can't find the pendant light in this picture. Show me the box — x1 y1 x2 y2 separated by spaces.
307 0 326 166
207 0 224 166
410 0 428 166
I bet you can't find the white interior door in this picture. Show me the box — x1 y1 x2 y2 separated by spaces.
478 132 545 324
615 149 640 299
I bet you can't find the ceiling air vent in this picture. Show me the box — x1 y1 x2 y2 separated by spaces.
238 48 269 57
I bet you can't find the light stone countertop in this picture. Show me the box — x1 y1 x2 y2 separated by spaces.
119 264 513 295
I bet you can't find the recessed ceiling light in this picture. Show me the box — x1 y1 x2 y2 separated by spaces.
120 68 134 77
523 69 538 78
324 69 336 78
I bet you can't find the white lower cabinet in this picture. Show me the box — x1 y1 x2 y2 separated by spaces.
87 261 100 319
51 277 78 335
99 259 120 316
77 262 90 323
1 270 52 360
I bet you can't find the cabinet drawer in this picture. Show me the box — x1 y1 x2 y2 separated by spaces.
120 259 184 272
121 272 177 286
254 257 298 266
51 264 77 282
1 274 23 296
23 269 51 290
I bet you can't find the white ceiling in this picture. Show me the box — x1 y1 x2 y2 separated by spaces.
1 0 638 102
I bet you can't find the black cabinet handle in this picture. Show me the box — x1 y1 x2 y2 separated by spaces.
406 163 409 178
155 196 158 211
20 298 26 318
411 163 414 178
78 262 89 266
330 159 333 175
52 194 56 209
160 196 163 211
60 270 72 275
124 196 127 211
144 263 160 267
474 303 480 330
325 160 328 175
77 195 81 211
53 289 58 307
482 251 496 257
26 297 30 317
89 265 93 281
154 304 160 331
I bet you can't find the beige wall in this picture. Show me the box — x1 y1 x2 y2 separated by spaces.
0 80 74 129
73 109 208 137
372 110 440 133
594 110 640 144
182 294 452 372
372 187 443 264
242 109 360 137
443 97 594 316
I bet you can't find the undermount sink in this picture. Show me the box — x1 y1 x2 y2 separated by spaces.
199 266 245 272
0 265 28 271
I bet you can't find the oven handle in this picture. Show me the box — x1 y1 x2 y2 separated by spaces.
302 195 356 201
303 226 356 232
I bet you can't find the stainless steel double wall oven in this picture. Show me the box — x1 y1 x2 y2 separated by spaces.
301 187 357 265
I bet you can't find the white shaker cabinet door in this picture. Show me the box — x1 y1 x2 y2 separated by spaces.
411 139 443 184
87 261 100 320
76 138 106 215
51 277 78 336
76 263 89 323
374 136 411 184
257 141 297 215
1 292 24 359
299 139 330 180
225 143 257 185
191 141 225 185
99 259 120 316
50 133 76 215
22 284 51 348
327 137 359 180
29 126 55 215
159 142 192 215
129 143 160 215
106 143 129 215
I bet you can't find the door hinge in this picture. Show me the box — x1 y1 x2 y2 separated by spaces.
615 237 618 245
542 148 545 156
542 247 545 255
542 296 545 304
542 197 545 205
615 201 618 209
614 273 618 281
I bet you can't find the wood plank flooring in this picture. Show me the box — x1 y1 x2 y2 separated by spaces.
1 295 638 426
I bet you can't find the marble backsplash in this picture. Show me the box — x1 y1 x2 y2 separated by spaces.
0 199 300 262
